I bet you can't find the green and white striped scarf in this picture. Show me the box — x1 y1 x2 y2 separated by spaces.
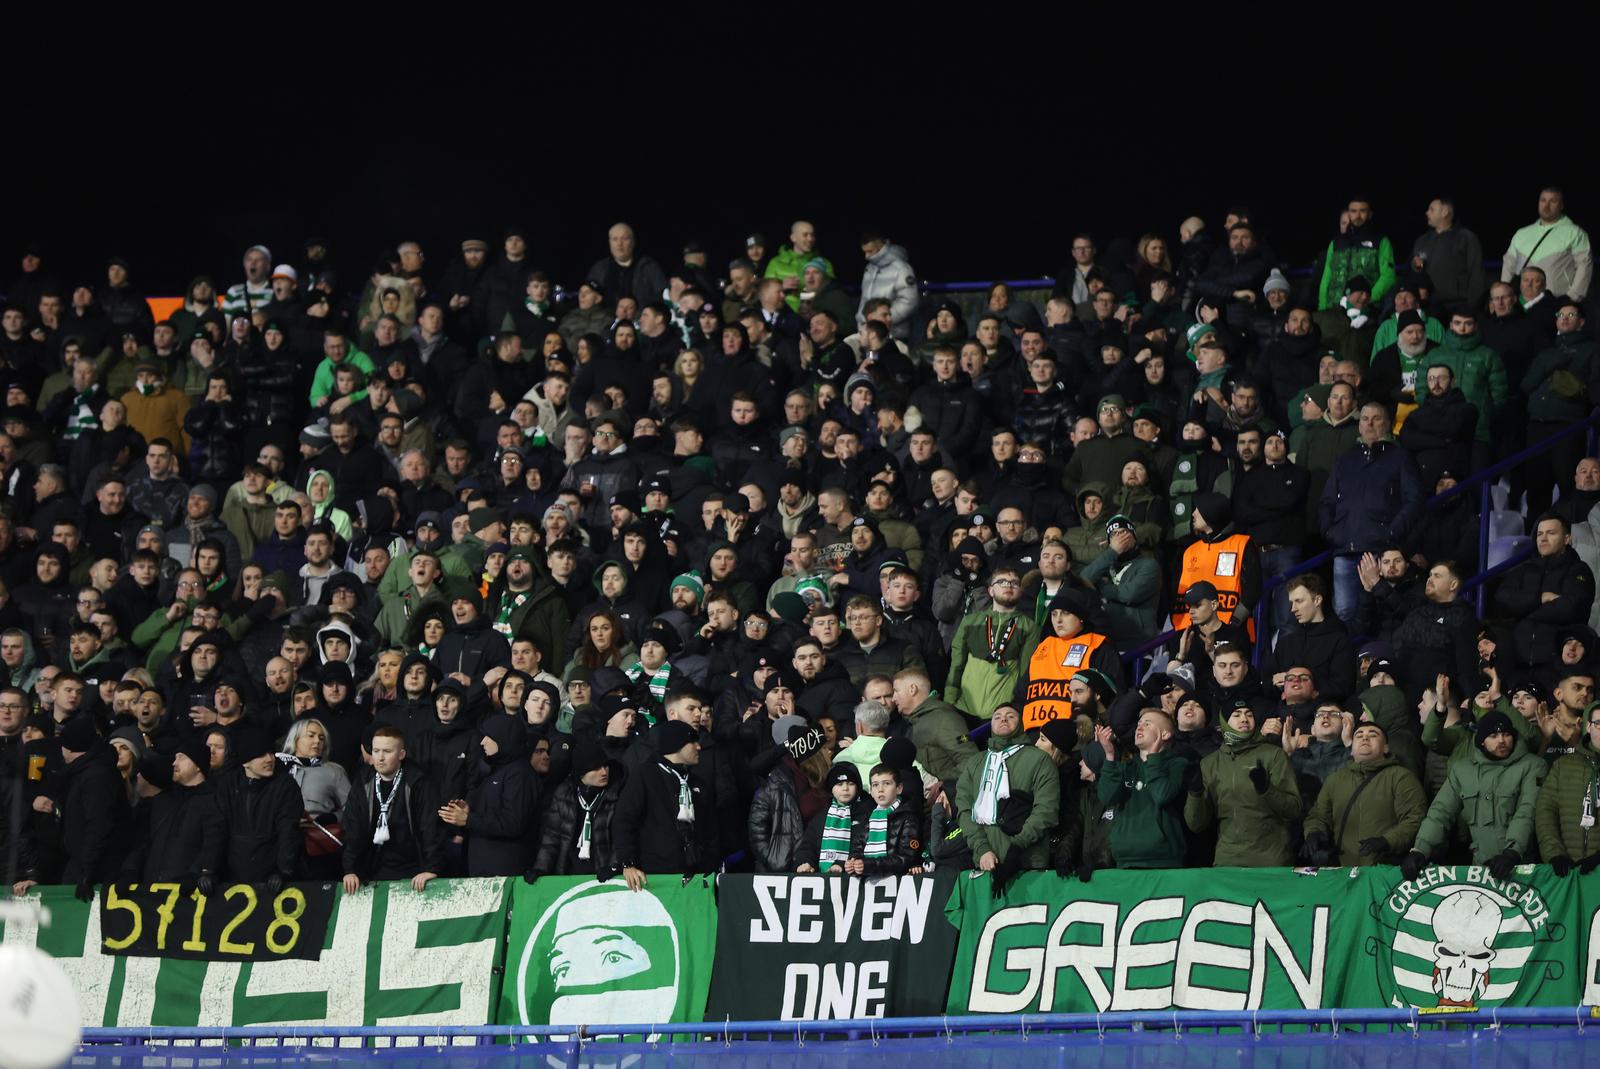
67 392 99 440
625 660 673 702
819 801 854 871
972 745 1022 826
864 799 899 858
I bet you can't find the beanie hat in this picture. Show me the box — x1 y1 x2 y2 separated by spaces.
107 726 148 764
1076 667 1119 706
176 737 212 774
468 506 502 532
1475 710 1515 755
879 736 917 772
1305 383 1334 410
770 590 808 624
1396 309 1425 333
1191 491 1232 531
137 752 174 790
58 716 100 754
670 571 705 600
658 719 700 757
794 576 832 609
640 621 682 658
1039 718 1078 754
785 724 825 763
770 714 807 747
826 763 862 790
1263 269 1291 295
229 724 273 763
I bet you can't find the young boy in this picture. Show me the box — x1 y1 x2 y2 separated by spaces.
796 764 870 873
857 764 920 876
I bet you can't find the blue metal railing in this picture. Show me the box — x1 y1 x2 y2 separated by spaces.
1121 408 1600 680
78 1006 1599 1046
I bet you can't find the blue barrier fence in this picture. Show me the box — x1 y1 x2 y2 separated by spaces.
74 1008 1600 1069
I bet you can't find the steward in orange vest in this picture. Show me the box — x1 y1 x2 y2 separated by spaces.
1016 588 1124 731
1170 492 1260 640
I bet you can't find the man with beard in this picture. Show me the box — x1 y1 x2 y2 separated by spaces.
1385 560 1481 702
1432 307 1506 473
1369 310 1440 409
1256 308 1324 426
1356 545 1425 643
1316 198 1397 311
1321 403 1423 627
946 565 1037 719
1398 365 1477 488
1404 711 1544 878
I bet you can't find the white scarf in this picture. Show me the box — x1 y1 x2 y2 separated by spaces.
972 745 1022 825
373 770 402 844
661 762 694 822
576 788 600 859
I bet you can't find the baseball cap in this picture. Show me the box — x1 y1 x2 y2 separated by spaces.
1183 581 1220 605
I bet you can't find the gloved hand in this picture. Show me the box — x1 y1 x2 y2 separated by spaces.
1301 831 1332 863
1075 861 1095 883
1551 855 1575 877
1581 851 1600 875
1486 849 1520 880
1358 838 1390 859
74 880 95 903
196 873 216 897
1248 762 1269 795
1185 765 1205 797
1055 855 1076 879
1400 850 1428 881
264 872 285 896
523 868 542 885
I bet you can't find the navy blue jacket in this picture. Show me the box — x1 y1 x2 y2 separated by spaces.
1317 439 1422 553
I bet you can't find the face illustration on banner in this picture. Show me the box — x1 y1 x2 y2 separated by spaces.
1375 868 1556 1011
516 881 683 1025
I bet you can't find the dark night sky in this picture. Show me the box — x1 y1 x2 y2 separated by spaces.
5 12 1581 296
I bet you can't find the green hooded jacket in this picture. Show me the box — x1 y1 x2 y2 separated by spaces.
955 725 1061 870
1097 747 1190 869
1534 745 1600 862
1302 755 1428 865
1413 738 1545 861
1432 331 1508 442
1184 732 1301 866
905 694 979 784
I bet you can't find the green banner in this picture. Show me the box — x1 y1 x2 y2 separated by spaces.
497 875 718 1027
1 878 508 1026
945 866 1587 1014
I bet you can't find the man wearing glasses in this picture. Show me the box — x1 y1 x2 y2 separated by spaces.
945 565 1037 719
1534 699 1600 876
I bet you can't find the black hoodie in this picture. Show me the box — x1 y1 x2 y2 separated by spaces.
462 713 541 876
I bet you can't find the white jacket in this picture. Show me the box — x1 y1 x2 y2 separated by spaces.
857 243 919 338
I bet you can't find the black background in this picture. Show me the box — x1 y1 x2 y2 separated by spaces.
5 11 1581 295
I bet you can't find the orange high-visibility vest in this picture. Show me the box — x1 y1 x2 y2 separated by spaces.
1021 631 1110 730
1170 532 1255 639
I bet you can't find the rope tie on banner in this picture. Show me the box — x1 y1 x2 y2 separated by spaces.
722 1016 731 1048
1490 1008 1501 1035
1251 1010 1261 1041
1172 1011 1182 1039
795 1024 805 1049
1328 1008 1340 1036
1576 1006 1586 1035
944 1015 953 1045
1018 1014 1029 1042
1407 1008 1420 1037
1095 1011 1105 1041
870 1018 879 1047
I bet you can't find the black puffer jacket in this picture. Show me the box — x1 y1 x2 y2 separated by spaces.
909 374 983 461
533 767 623 878
235 339 299 429
748 759 811 872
